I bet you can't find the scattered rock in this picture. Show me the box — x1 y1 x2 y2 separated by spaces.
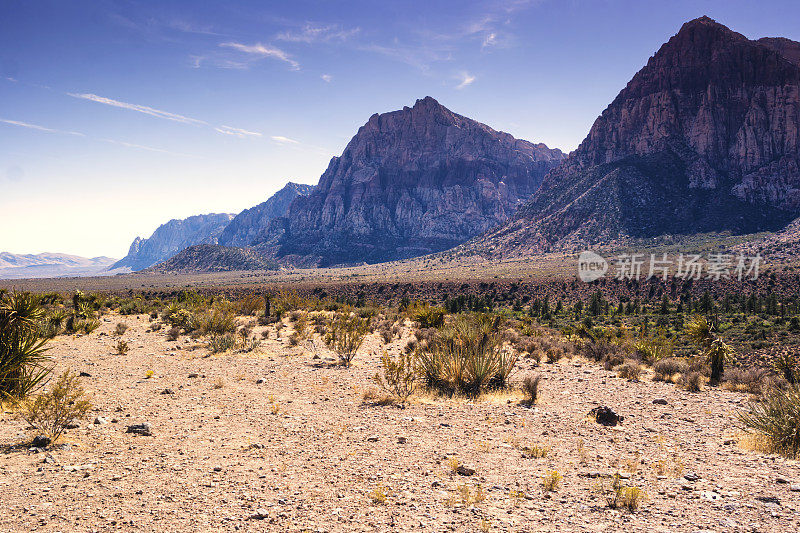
397 436 407 444
756 496 781 505
125 423 152 436
31 436 51 448
588 406 623 426
790 485 800 492
652 398 668 405
684 472 701 482
248 508 269 520
160 388 175 395
775 475 790 484
79 372 91 377
701 491 722 501
93 416 109 425
256 378 265 384
188 373 199 378
366 435 379 442
456 465 476 476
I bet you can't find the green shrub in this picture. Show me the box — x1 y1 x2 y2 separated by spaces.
774 352 799 385
373 351 417 404
208 333 237 354
408 302 446 328
17 370 91 440
324 312 370 366
739 385 800 458
0 291 51 399
196 307 236 336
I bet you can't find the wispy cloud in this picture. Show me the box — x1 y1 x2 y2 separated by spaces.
101 139 197 158
220 42 300 70
455 72 477 89
321 74 333 83
67 93 208 125
4 76 17 83
0 118 85 137
276 24 360 44
271 136 300 145
215 125 262 138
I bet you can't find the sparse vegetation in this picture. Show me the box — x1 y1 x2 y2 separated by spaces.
17 370 92 441
115 339 129 355
541 470 562 492
373 351 417 404
738 385 800 458
0 291 51 399
520 373 541 406
324 311 370 367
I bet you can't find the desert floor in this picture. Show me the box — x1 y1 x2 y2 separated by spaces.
1 314 799 532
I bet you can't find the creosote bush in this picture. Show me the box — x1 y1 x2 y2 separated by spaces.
324 312 370 367
115 339 129 355
601 474 646 512
373 351 417 404
17 370 91 441
521 374 541 406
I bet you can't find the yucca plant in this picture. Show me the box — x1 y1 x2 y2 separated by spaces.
685 315 734 382
0 291 52 399
738 385 800 458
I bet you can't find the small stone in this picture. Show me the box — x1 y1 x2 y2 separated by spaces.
256 378 265 384
160 389 175 395
249 508 269 520
789 485 800 492
775 475 789 484
188 373 199 378
31 436 51 448
366 436 379 442
125 423 152 436
93 416 109 425
456 465 476 476
213 466 223 472
684 472 701 482
79 372 91 377
397 436 407 444
588 406 623 426
652 398 668 405
701 491 722 501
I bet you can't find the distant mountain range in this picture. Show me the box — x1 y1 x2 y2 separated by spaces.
0 252 117 279
28 15 800 276
469 16 800 256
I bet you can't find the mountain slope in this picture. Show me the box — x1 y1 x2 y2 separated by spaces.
145 245 277 273
113 213 235 272
470 16 800 256
0 252 117 279
218 182 313 247
262 96 565 266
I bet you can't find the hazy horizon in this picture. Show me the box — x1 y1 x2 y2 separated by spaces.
3 0 800 258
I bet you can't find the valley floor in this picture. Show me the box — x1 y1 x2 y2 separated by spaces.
1 314 799 532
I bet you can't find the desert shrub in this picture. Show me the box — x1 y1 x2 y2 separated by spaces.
415 314 518 397
115 340 129 355
0 291 51 399
681 371 703 392
545 348 564 364
686 315 734 382
294 314 308 338
541 470 562 492
601 474 646 512
237 294 263 316
240 337 262 353
653 357 688 381
373 351 417 404
208 333 237 354
39 309 67 339
288 331 301 346
324 312 370 366
738 385 800 458
616 360 642 380
81 319 101 334
196 307 236 337
773 352 800 385
521 374 541 406
408 302 446 328
166 327 181 341
633 334 673 364
723 367 771 395
115 322 128 336
17 370 91 441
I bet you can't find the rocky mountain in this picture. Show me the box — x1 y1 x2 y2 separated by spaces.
113 213 235 272
0 252 117 279
260 96 564 266
470 16 800 256
145 245 277 273
218 182 313 247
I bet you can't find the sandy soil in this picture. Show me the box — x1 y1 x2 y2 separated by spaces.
1 314 799 532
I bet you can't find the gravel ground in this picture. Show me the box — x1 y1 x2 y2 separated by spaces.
1 314 798 532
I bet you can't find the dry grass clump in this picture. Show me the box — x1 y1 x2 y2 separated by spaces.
680 371 704 392
653 357 688 382
738 385 800 458
415 314 517 397
17 370 91 441
722 367 772 395
166 327 181 341
600 474 646 512
520 374 541 406
541 470 562 492
521 443 550 459
115 339 129 355
115 322 128 335
615 359 642 380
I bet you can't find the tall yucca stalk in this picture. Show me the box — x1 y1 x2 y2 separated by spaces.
0 291 51 399
685 315 734 382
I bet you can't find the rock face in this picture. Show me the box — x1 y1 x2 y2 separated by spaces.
218 182 313 247
472 17 800 255
113 213 235 271
263 97 564 266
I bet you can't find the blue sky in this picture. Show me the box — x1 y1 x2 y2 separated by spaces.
2 0 800 258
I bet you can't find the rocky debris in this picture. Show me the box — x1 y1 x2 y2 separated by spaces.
160 388 175 395
588 406 624 426
456 465 476 476
125 423 152 436
93 416 109 425
79 371 91 377
31 436 51 448
653 398 668 405
113 213 235 272
248 509 269 520
684 472 701 482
